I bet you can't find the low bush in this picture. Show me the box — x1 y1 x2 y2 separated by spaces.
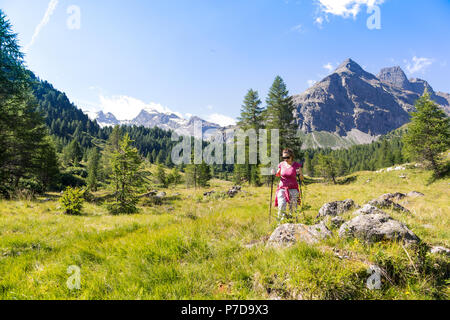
60 187 85 215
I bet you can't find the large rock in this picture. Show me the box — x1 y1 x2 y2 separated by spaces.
339 213 420 245
353 204 386 216
367 198 410 214
318 199 356 217
267 222 332 248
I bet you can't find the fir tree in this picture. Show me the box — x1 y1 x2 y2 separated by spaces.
87 148 101 192
264 76 301 156
109 134 143 214
403 93 450 177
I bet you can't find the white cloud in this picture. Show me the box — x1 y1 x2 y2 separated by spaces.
323 63 334 72
404 56 434 74
315 17 325 27
314 0 384 27
206 105 214 110
25 0 59 52
316 0 384 18
307 80 317 87
99 95 183 120
291 24 304 33
205 114 237 127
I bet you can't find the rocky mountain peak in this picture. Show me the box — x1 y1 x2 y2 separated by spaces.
377 66 411 90
335 58 365 74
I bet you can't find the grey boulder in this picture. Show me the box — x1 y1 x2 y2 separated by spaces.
367 198 410 214
339 213 420 245
353 204 386 216
267 222 332 248
318 199 356 217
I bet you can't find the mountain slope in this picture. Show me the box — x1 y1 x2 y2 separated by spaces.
292 59 449 149
91 108 224 139
90 58 449 149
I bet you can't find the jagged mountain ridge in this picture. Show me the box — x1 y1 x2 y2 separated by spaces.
292 59 450 145
92 58 449 148
92 108 224 139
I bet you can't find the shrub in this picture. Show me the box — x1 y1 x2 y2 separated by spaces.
60 187 85 215
107 201 139 215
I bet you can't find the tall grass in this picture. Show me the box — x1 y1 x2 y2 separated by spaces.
0 167 448 299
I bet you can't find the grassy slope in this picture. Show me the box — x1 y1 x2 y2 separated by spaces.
0 168 448 300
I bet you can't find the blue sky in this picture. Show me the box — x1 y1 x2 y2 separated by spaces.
2 0 450 126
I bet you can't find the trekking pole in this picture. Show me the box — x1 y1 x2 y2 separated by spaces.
297 174 304 221
269 173 274 224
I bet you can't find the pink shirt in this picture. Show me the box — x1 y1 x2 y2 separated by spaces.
277 161 302 189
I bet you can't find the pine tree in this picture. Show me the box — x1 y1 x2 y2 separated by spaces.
0 11 59 196
87 148 101 192
238 89 263 131
185 162 212 188
403 93 450 177
316 154 338 184
155 164 168 188
237 89 264 186
264 76 301 156
109 134 143 214
67 140 83 166
168 167 182 186
197 162 212 187
304 152 313 177
35 136 60 191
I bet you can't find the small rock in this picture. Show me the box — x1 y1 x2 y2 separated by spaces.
430 246 450 256
317 199 356 217
227 186 242 198
380 193 406 201
339 213 420 245
399 175 407 179
156 192 166 198
144 190 158 197
204 191 216 197
332 248 350 260
267 222 332 248
407 191 424 198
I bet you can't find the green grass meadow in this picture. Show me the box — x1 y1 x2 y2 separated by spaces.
0 168 449 300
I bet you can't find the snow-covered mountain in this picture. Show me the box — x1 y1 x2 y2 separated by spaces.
89 108 226 139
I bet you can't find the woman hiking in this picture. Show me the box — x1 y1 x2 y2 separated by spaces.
273 148 304 223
